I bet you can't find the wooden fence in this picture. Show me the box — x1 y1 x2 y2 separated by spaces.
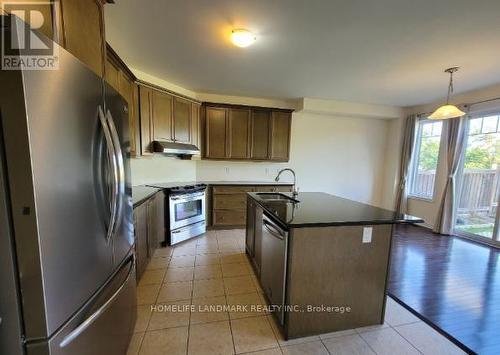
414 169 499 216
457 169 499 216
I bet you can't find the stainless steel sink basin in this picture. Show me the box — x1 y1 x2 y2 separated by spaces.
256 193 299 203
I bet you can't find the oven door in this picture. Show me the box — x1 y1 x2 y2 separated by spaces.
169 192 206 230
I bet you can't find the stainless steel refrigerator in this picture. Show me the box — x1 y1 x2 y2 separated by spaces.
0 16 136 354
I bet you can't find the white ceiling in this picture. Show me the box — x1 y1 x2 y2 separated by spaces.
105 0 500 107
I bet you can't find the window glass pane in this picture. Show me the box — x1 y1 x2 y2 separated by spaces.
409 120 443 199
455 114 500 239
421 122 433 137
481 116 498 134
431 122 442 137
469 118 482 135
174 200 202 221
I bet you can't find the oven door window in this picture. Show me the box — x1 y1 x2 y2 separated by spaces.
174 200 202 222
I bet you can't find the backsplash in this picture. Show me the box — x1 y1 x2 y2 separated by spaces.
195 160 289 182
130 157 291 186
130 156 196 185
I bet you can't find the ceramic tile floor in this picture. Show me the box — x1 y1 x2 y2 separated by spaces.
129 229 466 355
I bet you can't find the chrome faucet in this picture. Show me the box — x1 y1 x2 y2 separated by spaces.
275 168 298 196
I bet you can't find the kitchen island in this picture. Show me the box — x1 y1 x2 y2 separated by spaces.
246 192 422 339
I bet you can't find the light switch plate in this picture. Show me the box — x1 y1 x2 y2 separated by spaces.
362 227 372 243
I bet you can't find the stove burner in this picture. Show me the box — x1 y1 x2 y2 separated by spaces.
168 183 207 195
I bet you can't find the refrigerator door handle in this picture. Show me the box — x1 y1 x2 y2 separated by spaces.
58 254 135 348
98 106 119 243
105 109 125 237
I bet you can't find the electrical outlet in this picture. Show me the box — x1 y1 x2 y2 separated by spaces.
225 167 230 175
362 227 372 243
265 167 270 175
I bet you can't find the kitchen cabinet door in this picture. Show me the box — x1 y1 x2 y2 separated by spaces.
253 205 263 275
152 192 165 248
205 107 228 159
246 197 256 257
228 108 251 159
270 111 292 161
104 55 120 91
146 199 157 258
173 97 191 143
213 210 246 226
60 0 105 77
139 86 154 155
134 203 148 281
251 110 271 160
191 102 201 148
2 0 58 41
118 72 139 157
152 90 174 142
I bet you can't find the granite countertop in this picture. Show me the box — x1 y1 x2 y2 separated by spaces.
133 181 293 207
248 192 423 229
146 180 294 189
132 186 162 207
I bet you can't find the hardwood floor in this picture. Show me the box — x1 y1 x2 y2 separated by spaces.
389 224 500 355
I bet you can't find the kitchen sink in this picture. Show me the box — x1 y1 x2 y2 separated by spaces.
256 193 299 203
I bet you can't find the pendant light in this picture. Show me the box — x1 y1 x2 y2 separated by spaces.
428 67 466 120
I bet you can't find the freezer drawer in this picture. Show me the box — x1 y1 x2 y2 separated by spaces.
26 255 137 355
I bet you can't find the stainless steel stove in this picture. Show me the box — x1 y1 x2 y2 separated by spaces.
148 183 207 245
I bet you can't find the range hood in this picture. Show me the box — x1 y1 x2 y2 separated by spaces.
153 141 200 157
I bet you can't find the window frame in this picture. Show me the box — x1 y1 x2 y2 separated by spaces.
408 118 444 201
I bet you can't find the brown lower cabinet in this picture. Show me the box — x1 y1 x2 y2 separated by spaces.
133 191 164 281
210 185 293 228
133 202 148 280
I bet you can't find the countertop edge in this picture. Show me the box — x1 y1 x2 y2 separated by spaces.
132 187 162 208
248 193 424 229
144 181 295 189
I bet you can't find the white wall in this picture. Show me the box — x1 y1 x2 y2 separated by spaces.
379 117 404 210
130 156 196 185
403 83 500 227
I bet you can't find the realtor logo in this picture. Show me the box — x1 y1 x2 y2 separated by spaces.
1 1 59 70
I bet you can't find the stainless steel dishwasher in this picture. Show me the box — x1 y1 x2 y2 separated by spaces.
261 213 288 325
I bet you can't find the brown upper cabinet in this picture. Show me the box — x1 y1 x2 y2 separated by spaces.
202 104 293 162
105 45 140 157
3 0 107 77
191 103 201 149
60 0 106 77
138 85 154 155
137 83 201 155
173 97 192 143
229 108 252 159
1 0 57 40
204 106 228 159
270 111 292 161
251 110 271 160
151 90 173 142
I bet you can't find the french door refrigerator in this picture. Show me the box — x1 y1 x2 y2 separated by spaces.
0 16 136 355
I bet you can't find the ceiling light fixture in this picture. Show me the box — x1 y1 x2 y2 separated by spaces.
428 67 466 120
231 29 256 48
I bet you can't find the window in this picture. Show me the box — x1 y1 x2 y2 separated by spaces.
454 114 500 241
409 120 443 199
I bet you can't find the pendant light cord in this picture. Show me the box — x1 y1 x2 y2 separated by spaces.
446 71 454 104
